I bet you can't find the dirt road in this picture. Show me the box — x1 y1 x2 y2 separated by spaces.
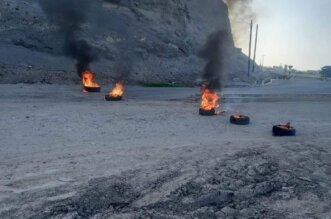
1 79 331 218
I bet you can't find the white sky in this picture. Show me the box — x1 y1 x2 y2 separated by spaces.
236 0 331 70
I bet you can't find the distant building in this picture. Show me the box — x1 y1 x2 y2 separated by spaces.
321 66 331 78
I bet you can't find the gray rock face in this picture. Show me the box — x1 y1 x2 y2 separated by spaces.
0 0 259 85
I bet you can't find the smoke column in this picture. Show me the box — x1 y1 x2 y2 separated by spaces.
39 0 98 77
224 0 255 47
199 31 227 90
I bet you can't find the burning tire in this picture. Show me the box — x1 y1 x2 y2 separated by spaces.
105 81 124 101
82 71 101 93
199 84 220 116
199 108 216 116
272 123 296 136
230 114 250 125
105 95 122 101
84 86 101 93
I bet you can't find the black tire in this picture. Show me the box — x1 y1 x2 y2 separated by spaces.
230 115 250 125
84 86 101 93
272 125 296 136
199 108 216 116
105 95 122 101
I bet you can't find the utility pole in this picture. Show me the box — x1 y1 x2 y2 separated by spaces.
252 24 259 73
248 20 253 77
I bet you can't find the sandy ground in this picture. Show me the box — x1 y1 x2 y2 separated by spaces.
0 78 331 218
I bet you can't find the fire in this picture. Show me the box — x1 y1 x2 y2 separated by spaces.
200 84 220 111
109 81 124 98
279 123 292 129
82 71 100 88
233 114 241 119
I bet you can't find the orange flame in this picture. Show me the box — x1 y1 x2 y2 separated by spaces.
233 114 242 119
82 71 100 88
109 81 124 98
200 84 220 111
279 123 293 129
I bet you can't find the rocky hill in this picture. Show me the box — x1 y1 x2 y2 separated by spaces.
0 0 264 86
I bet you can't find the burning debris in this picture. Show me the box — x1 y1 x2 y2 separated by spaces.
199 84 220 116
273 123 296 136
82 71 101 93
230 114 250 125
198 30 228 116
105 81 124 101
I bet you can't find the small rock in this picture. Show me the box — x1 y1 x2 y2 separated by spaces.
298 177 313 182
239 208 256 218
215 211 226 218
195 190 234 208
193 207 217 219
51 204 69 214
221 206 237 217
254 181 279 196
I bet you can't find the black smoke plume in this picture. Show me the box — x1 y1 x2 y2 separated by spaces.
39 0 98 77
199 31 228 90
